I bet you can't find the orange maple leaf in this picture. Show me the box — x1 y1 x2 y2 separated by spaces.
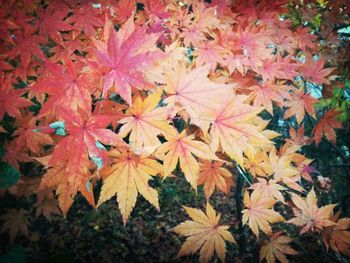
322 210 350 258
198 160 233 199
259 232 297 263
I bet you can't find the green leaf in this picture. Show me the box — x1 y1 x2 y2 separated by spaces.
0 244 26 263
0 144 4 159
0 162 20 188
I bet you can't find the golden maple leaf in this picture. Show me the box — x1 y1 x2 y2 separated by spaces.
97 149 163 224
173 203 236 263
287 188 336 234
242 189 284 237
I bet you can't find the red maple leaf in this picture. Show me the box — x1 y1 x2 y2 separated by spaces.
284 87 318 125
300 54 335 85
36 3 72 46
6 24 45 81
33 58 92 115
13 112 53 155
0 75 32 120
94 16 163 104
50 108 126 169
313 109 343 146
66 4 103 37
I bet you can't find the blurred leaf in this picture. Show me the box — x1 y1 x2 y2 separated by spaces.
0 244 26 263
0 162 20 188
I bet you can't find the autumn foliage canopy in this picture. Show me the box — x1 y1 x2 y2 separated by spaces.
0 0 350 262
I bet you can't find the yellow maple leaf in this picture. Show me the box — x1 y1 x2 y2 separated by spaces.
210 95 272 167
287 188 336 234
97 149 163 224
173 203 236 263
155 130 218 190
259 232 297 263
268 147 304 192
242 190 284 237
243 148 270 177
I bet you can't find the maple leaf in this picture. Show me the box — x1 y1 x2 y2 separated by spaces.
163 62 234 131
258 58 285 82
267 147 304 192
3 140 32 170
287 188 336 234
173 203 236 263
33 58 93 115
110 0 136 23
0 75 32 120
243 149 270 177
65 4 103 37
37 4 72 46
50 108 126 168
292 153 314 182
209 96 271 166
223 54 250 75
249 178 286 203
294 27 317 51
39 109 126 215
35 190 61 221
288 125 311 147
13 112 53 155
6 25 45 80
0 209 30 243
300 54 335 85
248 82 289 115
39 153 94 216
118 91 175 154
155 130 218 189
242 190 284 237
10 177 40 198
97 149 163 224
284 87 318 125
194 40 226 70
322 211 350 258
313 109 343 146
198 160 233 199
94 16 163 105
259 232 297 263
